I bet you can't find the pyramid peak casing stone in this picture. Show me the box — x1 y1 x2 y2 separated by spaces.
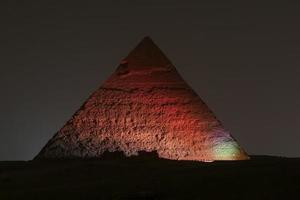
36 37 249 162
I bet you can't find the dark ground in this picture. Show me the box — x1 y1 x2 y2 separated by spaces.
0 155 299 200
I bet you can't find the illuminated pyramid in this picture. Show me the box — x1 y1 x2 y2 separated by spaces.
36 37 249 161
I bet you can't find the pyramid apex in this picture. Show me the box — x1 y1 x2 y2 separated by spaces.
122 36 172 68
135 36 157 49
142 35 153 40
139 36 155 44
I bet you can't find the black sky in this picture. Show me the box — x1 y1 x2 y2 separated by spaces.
0 1 300 160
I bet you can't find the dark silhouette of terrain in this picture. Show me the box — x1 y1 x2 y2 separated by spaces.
0 154 299 199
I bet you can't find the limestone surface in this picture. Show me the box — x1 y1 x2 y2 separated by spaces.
36 37 249 161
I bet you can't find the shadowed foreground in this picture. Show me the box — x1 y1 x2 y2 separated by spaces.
0 155 299 200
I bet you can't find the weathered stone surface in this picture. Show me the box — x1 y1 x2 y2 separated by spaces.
36 37 249 161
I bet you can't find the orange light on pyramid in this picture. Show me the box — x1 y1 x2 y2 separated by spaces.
36 37 249 162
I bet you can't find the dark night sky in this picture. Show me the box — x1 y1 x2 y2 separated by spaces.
0 1 300 160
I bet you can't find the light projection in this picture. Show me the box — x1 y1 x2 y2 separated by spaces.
36 37 249 162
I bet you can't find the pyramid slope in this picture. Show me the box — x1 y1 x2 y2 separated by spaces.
36 37 249 161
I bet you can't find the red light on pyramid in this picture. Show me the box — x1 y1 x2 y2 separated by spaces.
36 37 249 162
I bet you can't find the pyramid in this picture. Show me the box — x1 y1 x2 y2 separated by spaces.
36 37 249 161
